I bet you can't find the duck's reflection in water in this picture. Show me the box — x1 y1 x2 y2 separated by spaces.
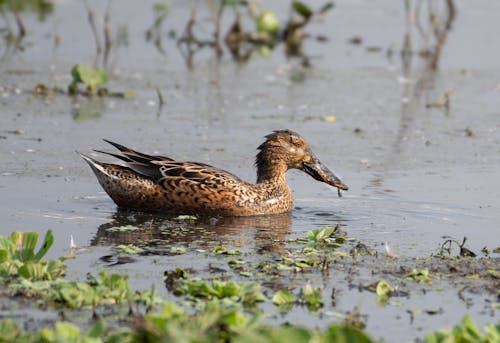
91 211 292 254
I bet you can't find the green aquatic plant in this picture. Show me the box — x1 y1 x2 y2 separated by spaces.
272 289 296 306
256 10 280 35
69 64 109 96
300 284 323 311
271 285 324 312
116 244 145 255
0 230 67 281
405 268 431 283
213 245 241 255
425 315 500 343
375 279 394 305
174 278 267 306
306 226 344 247
0 318 20 342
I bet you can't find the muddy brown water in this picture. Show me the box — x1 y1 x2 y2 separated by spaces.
1 1 499 341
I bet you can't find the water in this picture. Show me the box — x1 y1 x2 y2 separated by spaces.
1 1 499 341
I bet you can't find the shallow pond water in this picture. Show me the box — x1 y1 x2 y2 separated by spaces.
1 0 499 341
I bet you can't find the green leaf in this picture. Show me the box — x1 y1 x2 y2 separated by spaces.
222 0 246 6
318 2 335 14
87 319 105 338
174 215 197 221
256 11 280 34
375 279 394 305
461 314 482 339
307 226 336 244
71 64 108 90
0 249 8 263
0 319 21 341
20 232 38 262
33 229 54 262
301 284 323 310
54 322 82 342
170 246 187 254
272 289 296 305
324 325 374 343
153 2 170 12
106 225 141 232
116 244 144 255
292 1 313 19
375 280 394 298
405 268 430 283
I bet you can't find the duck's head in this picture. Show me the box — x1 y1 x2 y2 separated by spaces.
256 130 349 191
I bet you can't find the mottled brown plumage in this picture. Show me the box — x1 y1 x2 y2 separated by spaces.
80 130 348 216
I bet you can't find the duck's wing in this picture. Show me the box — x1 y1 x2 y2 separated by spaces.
154 160 243 187
98 140 242 186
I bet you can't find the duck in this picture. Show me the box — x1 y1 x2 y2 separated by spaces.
80 130 348 216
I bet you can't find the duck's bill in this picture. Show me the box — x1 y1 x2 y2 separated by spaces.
302 157 349 191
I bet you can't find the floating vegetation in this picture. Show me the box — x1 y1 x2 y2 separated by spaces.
0 230 68 281
116 244 145 255
213 245 241 255
375 279 395 305
271 285 324 312
174 215 198 221
170 246 187 254
405 268 431 284
106 225 142 232
68 64 109 96
0 230 499 342
306 225 340 246
171 277 267 307
424 315 500 343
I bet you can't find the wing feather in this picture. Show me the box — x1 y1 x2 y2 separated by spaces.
98 140 243 188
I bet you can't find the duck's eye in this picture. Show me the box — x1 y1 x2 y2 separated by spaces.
290 136 303 147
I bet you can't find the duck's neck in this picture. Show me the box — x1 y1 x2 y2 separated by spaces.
255 149 288 184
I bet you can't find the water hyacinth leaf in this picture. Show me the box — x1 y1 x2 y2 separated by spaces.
272 289 296 305
292 1 313 19
71 64 108 90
